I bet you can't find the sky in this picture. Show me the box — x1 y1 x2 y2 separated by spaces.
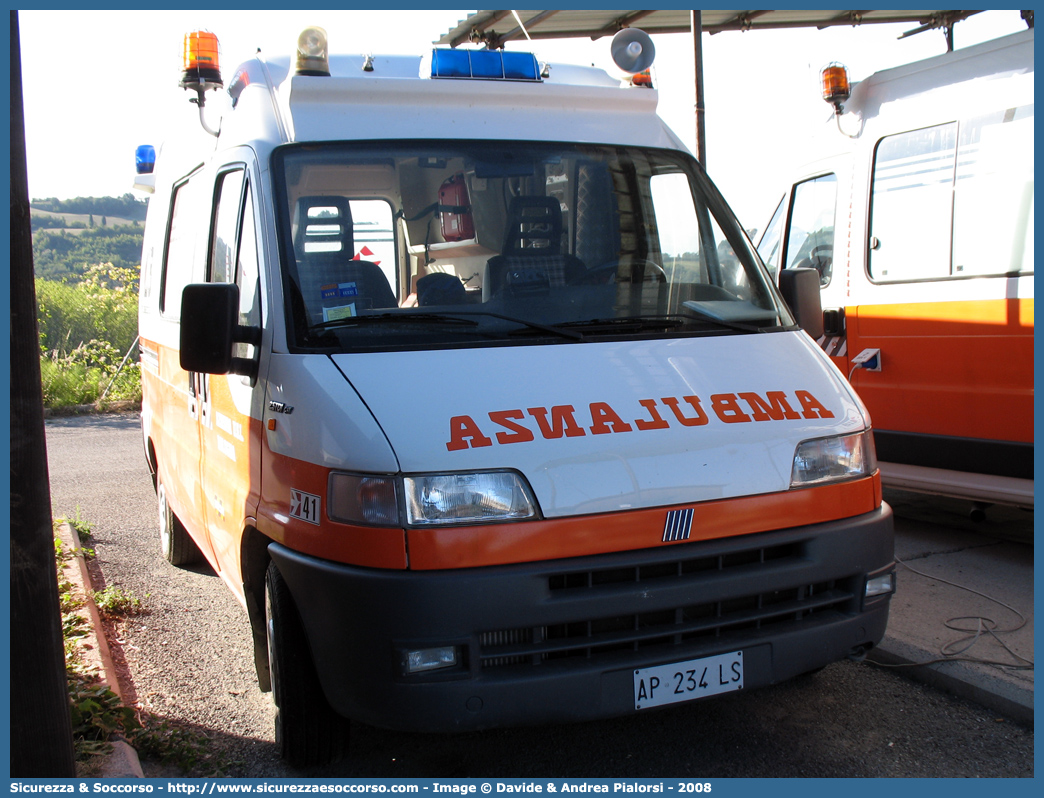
15 7 1030 229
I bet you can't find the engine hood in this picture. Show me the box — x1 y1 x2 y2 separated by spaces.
331 332 867 518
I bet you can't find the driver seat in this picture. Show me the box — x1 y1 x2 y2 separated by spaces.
292 196 396 322
483 196 585 299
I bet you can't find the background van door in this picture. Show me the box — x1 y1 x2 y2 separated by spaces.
195 160 265 592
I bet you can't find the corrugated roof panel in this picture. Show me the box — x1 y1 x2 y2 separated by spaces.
436 9 980 47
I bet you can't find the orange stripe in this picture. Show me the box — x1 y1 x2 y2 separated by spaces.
855 298 1033 330
258 448 408 570
407 476 881 570
848 298 1033 443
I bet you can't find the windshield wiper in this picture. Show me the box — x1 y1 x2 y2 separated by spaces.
559 314 768 335
558 315 688 334
312 309 585 341
465 311 585 341
311 312 480 332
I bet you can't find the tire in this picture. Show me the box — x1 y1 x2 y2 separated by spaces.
266 561 350 768
157 477 202 566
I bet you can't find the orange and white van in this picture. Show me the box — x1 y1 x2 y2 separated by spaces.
137 27 894 767
757 28 1033 512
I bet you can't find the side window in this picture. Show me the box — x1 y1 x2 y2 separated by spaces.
650 171 704 282
348 199 397 295
782 174 836 287
161 175 205 318
237 181 261 327
756 196 787 279
650 171 756 302
870 109 1034 282
209 167 262 357
235 182 262 361
952 105 1034 276
869 123 956 281
210 168 246 283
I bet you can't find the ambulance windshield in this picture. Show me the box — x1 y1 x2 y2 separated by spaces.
273 141 789 351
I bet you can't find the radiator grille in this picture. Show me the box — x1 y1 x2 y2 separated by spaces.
548 542 798 591
479 542 856 669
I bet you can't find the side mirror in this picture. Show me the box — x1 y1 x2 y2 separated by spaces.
180 284 258 376
778 267 824 339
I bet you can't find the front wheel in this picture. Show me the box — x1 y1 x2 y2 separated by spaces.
266 561 350 768
157 477 202 566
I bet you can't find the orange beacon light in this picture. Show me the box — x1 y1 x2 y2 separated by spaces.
181 30 223 89
820 62 850 113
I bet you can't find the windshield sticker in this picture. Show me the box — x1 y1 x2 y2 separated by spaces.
323 303 357 322
447 390 835 451
321 281 359 299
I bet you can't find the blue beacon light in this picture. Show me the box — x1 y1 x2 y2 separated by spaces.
135 145 156 175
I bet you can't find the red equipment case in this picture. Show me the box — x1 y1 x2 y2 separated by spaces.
439 173 475 242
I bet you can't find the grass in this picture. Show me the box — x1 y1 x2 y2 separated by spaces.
37 262 142 410
40 350 141 410
92 585 146 618
54 530 228 774
57 507 94 543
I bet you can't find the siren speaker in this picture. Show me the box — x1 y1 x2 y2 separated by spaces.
611 28 656 74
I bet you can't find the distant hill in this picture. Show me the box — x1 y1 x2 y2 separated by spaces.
30 194 148 281
31 207 140 232
30 193 148 223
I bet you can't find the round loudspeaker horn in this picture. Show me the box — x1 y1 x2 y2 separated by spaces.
611 28 656 74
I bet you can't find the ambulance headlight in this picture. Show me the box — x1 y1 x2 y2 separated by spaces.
404 471 538 526
790 430 877 487
328 470 539 527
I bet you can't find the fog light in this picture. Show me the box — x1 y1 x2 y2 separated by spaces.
405 646 458 674
865 572 896 598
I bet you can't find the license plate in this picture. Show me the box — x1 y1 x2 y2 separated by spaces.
634 651 744 710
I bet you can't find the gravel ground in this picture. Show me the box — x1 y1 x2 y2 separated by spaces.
46 412 1033 779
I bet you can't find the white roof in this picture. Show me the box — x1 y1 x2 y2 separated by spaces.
217 48 686 153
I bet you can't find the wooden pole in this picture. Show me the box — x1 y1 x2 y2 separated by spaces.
9 9 77 777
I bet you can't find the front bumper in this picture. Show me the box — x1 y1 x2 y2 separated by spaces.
270 503 894 732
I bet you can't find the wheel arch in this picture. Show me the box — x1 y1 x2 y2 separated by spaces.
242 523 274 692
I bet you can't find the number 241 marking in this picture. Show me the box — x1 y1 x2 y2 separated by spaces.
290 489 321 525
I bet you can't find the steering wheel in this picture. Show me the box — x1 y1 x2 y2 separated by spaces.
570 260 666 286
638 260 668 283
808 245 833 282
569 261 619 286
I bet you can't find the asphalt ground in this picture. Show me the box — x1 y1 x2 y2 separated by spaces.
869 489 1034 727
50 410 1034 776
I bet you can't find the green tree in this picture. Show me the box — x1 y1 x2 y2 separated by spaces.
32 226 144 282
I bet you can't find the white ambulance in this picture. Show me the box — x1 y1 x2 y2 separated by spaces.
757 28 1033 513
137 27 894 767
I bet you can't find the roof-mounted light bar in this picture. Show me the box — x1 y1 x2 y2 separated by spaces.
431 49 541 81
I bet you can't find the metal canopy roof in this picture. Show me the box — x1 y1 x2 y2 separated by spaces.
436 9 988 49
